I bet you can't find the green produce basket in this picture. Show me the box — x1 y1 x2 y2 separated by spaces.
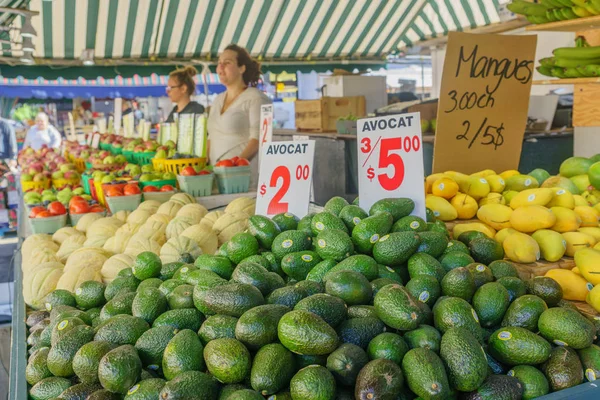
133 152 156 165
139 179 177 189
85 162 92 170
99 142 111 151
123 150 136 163
82 173 93 194
143 191 176 203
106 193 142 213
214 166 251 194
111 145 123 155
177 174 214 197
28 214 67 234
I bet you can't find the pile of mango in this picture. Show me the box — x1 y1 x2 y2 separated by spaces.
424 155 600 312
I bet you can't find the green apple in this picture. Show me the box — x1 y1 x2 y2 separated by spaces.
101 174 115 184
41 189 54 196
141 164 154 174
165 140 176 150
73 187 85 195
139 174 154 182
162 172 176 180
57 191 72 204
21 173 33 182
51 171 64 180
42 194 57 202
81 194 92 201
103 156 115 164
115 155 127 164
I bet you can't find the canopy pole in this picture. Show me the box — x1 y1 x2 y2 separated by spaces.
199 62 211 108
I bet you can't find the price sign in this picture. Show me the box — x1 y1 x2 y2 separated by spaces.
86 131 93 146
194 114 207 157
142 121 151 141
177 114 194 154
433 32 537 173
114 98 122 135
260 104 273 144
96 117 107 134
91 133 101 149
256 140 315 218
357 113 426 220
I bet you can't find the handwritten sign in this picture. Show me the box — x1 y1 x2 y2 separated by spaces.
256 141 315 218
114 98 122 135
123 113 134 138
357 113 426 220
91 133 101 149
194 114 207 158
260 104 273 144
433 32 537 174
177 114 195 154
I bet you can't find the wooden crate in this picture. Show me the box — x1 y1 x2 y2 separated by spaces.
295 96 366 132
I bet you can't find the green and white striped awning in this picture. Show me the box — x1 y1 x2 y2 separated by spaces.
2 0 501 61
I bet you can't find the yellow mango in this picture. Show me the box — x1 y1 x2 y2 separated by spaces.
426 195 458 222
575 247 600 285
450 194 478 220
509 188 554 209
574 206 600 227
546 187 575 209
572 267 581 275
486 175 506 193
432 177 459 200
573 195 590 207
594 203 600 214
426 173 446 194
587 283 600 313
453 222 496 239
444 171 469 187
502 191 519 204
549 207 582 233
477 204 512 231
509 205 557 233
505 174 539 192
478 193 506 207
496 228 518 244
499 170 520 180
470 169 496 178
545 269 592 301
562 232 597 257
458 176 491 201
578 227 600 242
531 229 567 262
503 231 540 263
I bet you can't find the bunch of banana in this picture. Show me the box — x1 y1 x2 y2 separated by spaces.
507 0 581 24
537 37 600 78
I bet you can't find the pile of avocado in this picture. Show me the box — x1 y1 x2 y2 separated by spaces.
24 196 600 400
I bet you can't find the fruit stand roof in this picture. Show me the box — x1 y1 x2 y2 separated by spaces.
0 0 502 77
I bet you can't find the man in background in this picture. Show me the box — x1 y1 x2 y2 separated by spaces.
0 117 17 167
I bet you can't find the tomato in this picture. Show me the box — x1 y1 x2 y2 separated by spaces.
29 206 46 218
143 185 160 192
235 158 250 166
197 170 211 175
69 196 86 206
215 159 234 167
89 205 105 213
230 156 239 165
105 186 123 197
36 211 54 218
47 201 67 215
180 166 196 176
123 183 141 195
160 185 175 192
69 201 90 214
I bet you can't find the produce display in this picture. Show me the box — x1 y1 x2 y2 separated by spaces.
19 193 600 400
508 0 596 24
537 37 600 79
19 146 82 189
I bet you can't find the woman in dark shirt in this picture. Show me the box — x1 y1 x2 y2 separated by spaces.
166 65 205 122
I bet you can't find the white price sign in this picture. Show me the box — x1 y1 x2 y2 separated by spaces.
357 112 426 220
91 133 101 149
256 140 315 218
260 104 273 144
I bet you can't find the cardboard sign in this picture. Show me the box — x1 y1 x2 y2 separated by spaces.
86 131 94 146
123 113 134 138
256 140 315 218
107 116 114 134
260 104 273 144
96 118 107 134
142 121 151 141
67 112 77 142
433 32 537 174
357 113 426 220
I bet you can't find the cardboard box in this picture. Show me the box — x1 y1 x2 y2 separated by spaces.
295 96 366 132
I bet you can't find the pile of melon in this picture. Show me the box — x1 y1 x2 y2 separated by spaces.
22 194 256 310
